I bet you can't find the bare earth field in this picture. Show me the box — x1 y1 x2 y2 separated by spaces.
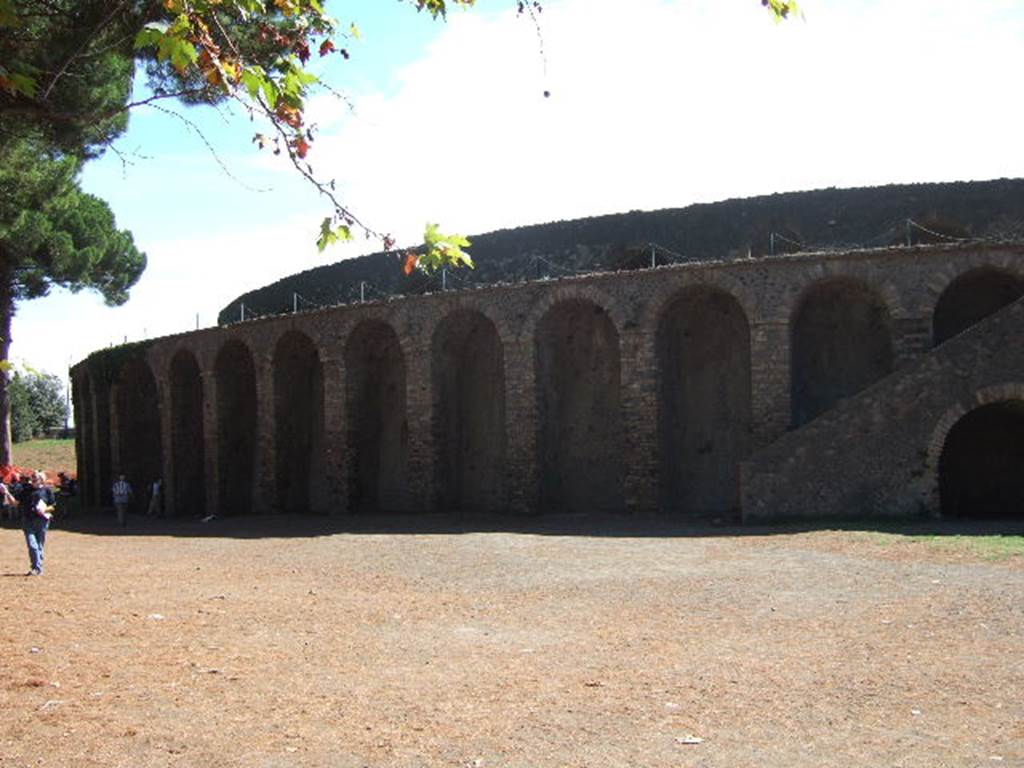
1 514 1022 768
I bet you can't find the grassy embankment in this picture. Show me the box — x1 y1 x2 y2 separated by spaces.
12 438 76 478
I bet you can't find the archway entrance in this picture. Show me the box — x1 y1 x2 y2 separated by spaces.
170 350 206 517
933 268 1024 346
791 278 893 427
939 400 1024 519
656 287 751 515
115 358 162 496
535 299 623 513
215 340 257 516
345 321 407 512
273 331 325 514
432 310 506 513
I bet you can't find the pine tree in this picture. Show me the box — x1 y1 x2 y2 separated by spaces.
0 139 144 463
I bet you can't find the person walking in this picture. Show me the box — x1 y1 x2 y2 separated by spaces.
112 474 133 527
20 472 55 576
147 478 162 517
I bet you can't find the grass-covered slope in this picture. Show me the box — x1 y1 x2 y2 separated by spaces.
219 178 1024 324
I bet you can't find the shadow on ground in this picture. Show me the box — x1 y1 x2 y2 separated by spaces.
5 506 1023 541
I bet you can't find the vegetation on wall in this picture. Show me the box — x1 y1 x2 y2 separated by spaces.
220 178 1024 324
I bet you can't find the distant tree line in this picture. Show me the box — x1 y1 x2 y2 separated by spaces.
9 370 68 443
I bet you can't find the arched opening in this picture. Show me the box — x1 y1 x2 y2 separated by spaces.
933 268 1024 346
215 340 257 516
657 288 752 515
536 299 623 513
93 378 113 506
791 278 894 427
170 350 206 518
345 321 407 512
114 357 163 497
939 400 1024 519
432 310 506 513
273 331 325 514
74 373 97 507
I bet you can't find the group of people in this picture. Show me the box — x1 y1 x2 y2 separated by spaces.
1 472 57 576
111 475 162 525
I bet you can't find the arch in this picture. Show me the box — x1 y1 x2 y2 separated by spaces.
432 309 506 513
170 349 206 518
535 298 623 513
790 277 894 427
521 283 628 343
345 320 408 512
273 330 325 514
114 357 163 499
641 271 758 335
215 339 257 516
73 372 99 507
932 266 1024 346
656 286 752 515
939 399 1024 519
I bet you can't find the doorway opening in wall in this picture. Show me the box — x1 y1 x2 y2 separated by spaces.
938 400 1024 519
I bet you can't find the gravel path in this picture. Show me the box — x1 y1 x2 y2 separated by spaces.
1 516 1022 767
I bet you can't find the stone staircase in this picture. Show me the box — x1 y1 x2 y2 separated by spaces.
740 295 1024 521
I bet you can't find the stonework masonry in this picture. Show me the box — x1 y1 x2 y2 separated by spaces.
71 242 1024 521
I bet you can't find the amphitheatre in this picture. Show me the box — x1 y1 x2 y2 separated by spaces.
70 178 1024 523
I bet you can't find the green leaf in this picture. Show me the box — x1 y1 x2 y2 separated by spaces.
133 25 165 51
421 223 473 270
260 77 279 108
241 67 266 100
316 218 352 251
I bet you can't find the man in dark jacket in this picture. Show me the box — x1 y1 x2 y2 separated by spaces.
20 472 55 576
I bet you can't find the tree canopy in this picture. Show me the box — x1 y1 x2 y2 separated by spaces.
0 137 145 463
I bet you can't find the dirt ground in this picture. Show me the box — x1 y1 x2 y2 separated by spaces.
1 513 1022 768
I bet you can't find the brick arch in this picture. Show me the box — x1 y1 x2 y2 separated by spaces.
655 284 752 515
923 252 1024 310
929 261 1024 346
169 348 206 517
428 296 517 346
214 338 258 516
114 356 163 496
272 329 326 514
344 318 408 512
789 275 896 427
431 308 507 512
520 283 628 343
534 295 624 513
784 265 904 325
74 370 99 506
925 383 1024 473
924 383 1024 517
641 272 757 335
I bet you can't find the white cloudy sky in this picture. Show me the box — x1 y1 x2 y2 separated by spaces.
13 0 1024 386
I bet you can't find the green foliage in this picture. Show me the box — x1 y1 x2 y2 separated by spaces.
316 217 353 252
8 369 67 443
0 139 146 306
421 223 473 271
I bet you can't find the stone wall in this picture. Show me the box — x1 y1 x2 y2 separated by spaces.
741 295 1024 520
72 242 1024 520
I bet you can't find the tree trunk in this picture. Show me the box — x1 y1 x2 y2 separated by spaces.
0 270 14 467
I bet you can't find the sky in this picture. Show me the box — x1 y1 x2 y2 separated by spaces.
12 0 1024 389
